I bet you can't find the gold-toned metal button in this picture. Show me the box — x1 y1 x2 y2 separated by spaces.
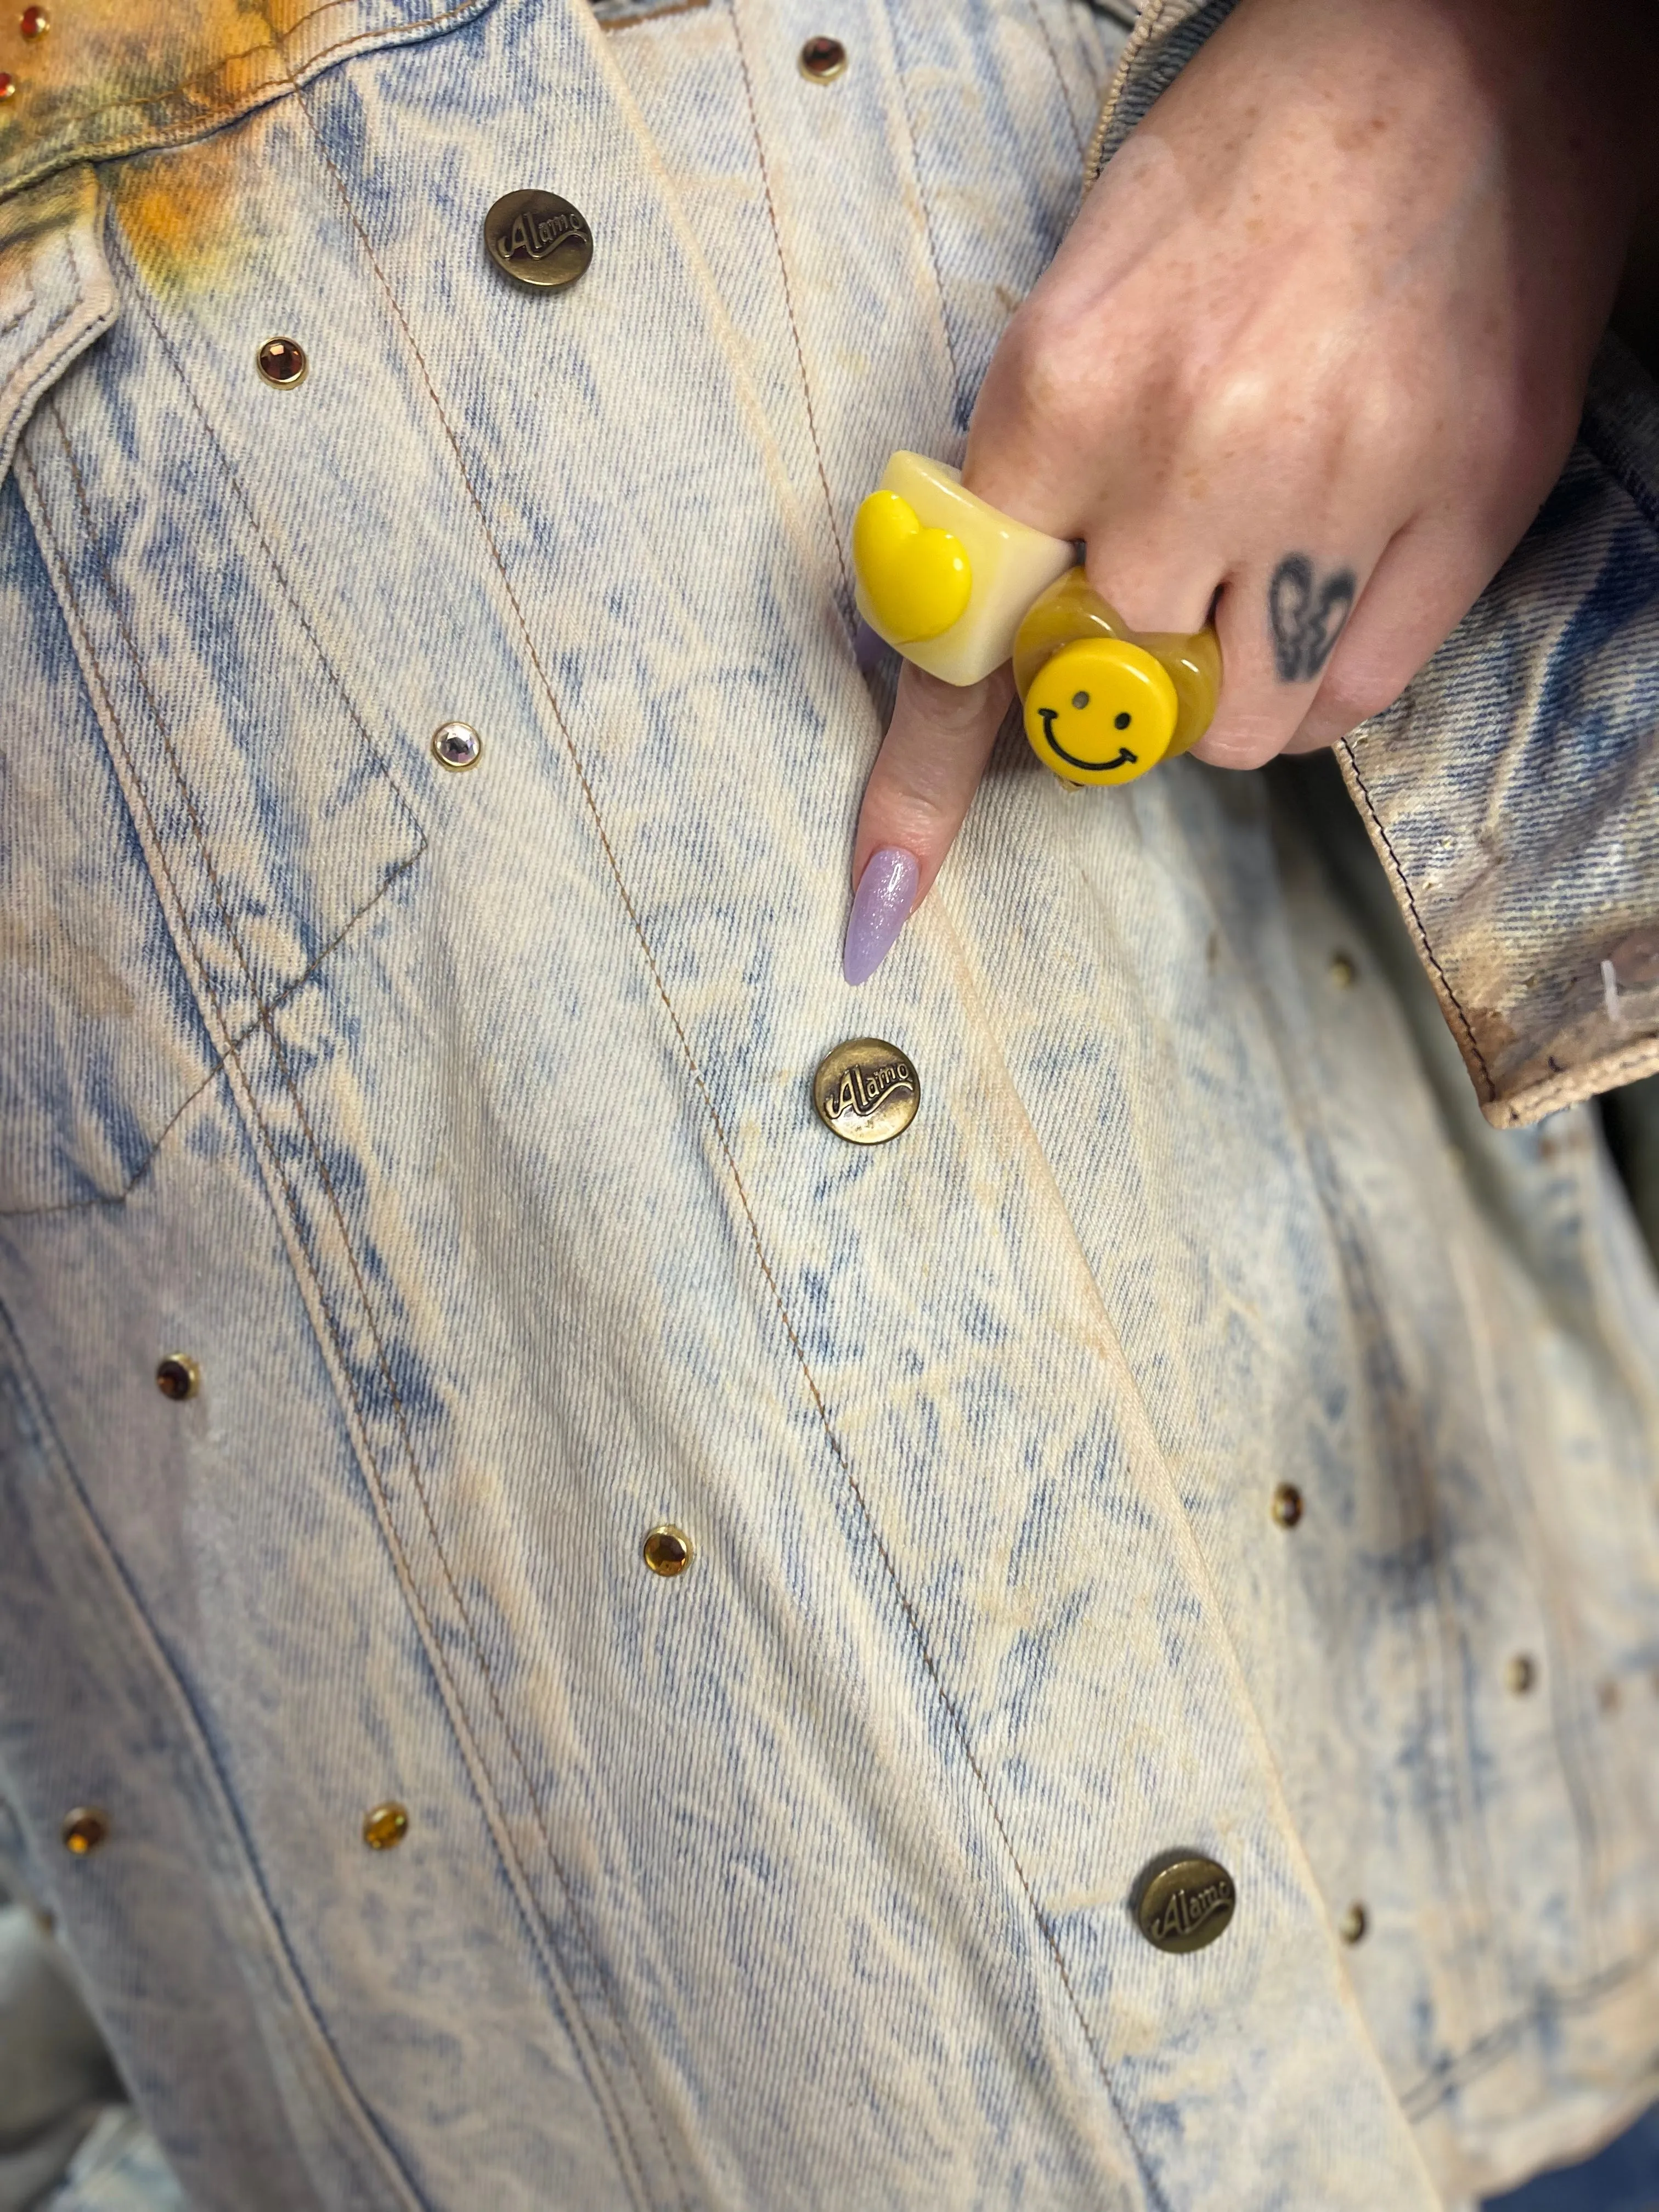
1133 1850 1237 1954
431 720 482 771
1506 1653 1536 1695
61 1807 109 1857
256 336 308 388
362 1802 409 1850
484 190 594 293
642 1523 692 1578
799 35 848 81
1329 951 1357 989
155 1353 199 1402
1338 1900 1367 1945
20 6 47 35
1271 1482 1302 1528
812 1037 919 1146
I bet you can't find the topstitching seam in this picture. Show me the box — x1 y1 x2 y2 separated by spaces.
1025 0 1088 163
289 48 1170 2212
0 1301 430 2212
0 850 421 1220
16 433 432 2210
110 226 422 827
725 2 850 613
0 0 492 202
36 409 656 2212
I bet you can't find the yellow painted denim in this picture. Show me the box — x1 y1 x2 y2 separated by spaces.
0 5 1656 2211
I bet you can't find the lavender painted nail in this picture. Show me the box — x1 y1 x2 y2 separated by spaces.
843 847 919 986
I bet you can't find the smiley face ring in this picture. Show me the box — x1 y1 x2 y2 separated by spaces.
853 452 1221 787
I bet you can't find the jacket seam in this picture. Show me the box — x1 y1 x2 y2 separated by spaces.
725 3 850 611
0 0 495 207
289 57 1171 2211
29 403 657 2212
13 435 433 2212
0 852 421 1219
1400 1937 1659 2119
109 225 424 830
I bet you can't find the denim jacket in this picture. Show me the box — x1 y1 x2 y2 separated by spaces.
1 4 1657 2210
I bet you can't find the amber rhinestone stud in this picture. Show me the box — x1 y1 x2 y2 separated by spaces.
256 336 308 388
362 1802 409 1850
642 1524 693 1578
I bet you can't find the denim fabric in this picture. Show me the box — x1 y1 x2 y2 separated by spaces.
0 3 1656 2210
1482 2099 1659 2212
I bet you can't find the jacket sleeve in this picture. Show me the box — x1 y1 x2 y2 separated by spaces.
1086 0 1659 1127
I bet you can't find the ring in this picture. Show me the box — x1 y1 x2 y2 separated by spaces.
853 451 1221 787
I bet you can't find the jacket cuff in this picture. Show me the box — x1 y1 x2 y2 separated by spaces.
1336 334 1659 1128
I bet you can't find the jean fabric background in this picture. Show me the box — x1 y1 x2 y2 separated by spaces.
0 2 1657 2208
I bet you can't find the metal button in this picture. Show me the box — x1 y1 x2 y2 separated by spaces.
431 720 482 771
1271 1482 1302 1528
61 1807 109 1857
1506 1653 1536 1695
799 35 848 81
256 336 308 388
1133 1850 1237 1954
362 1802 409 1850
812 1038 919 1146
484 190 594 293
642 1524 693 1578
1328 951 1357 989
1338 1900 1367 1945
155 1353 200 1402
20 6 47 34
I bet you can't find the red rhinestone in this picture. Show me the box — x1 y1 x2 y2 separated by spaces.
20 7 47 37
0 73 15 99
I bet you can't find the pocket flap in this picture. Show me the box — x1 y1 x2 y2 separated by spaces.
0 163 116 482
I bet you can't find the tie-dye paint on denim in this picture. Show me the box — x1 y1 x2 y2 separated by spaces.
0 4 1656 2210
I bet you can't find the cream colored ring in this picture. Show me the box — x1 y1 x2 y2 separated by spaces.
852 452 1075 687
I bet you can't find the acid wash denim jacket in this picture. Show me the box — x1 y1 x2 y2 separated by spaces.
1 3 1657 2210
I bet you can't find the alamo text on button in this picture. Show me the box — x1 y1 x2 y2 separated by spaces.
812 1039 919 1146
483 190 594 292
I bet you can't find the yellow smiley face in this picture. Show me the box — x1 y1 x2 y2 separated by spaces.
1022 638 1180 787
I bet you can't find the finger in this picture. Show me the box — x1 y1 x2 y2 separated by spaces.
1190 539 1387 770
844 659 1015 986
1282 519 1493 751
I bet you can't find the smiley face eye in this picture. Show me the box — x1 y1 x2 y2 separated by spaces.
1071 691 1090 709
1114 711 1132 729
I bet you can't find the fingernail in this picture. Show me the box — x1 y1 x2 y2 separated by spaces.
843 847 919 986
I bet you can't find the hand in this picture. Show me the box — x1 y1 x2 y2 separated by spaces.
844 0 1657 983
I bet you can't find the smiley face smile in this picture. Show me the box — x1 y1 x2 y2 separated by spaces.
1022 638 1180 786
1035 702 1139 775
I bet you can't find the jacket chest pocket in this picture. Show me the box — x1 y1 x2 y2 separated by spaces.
0 153 426 1216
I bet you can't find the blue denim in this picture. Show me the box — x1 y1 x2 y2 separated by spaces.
1483 2101 1659 2212
0 3 1656 2209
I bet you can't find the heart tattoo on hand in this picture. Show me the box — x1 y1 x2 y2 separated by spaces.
1268 554 1356 684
